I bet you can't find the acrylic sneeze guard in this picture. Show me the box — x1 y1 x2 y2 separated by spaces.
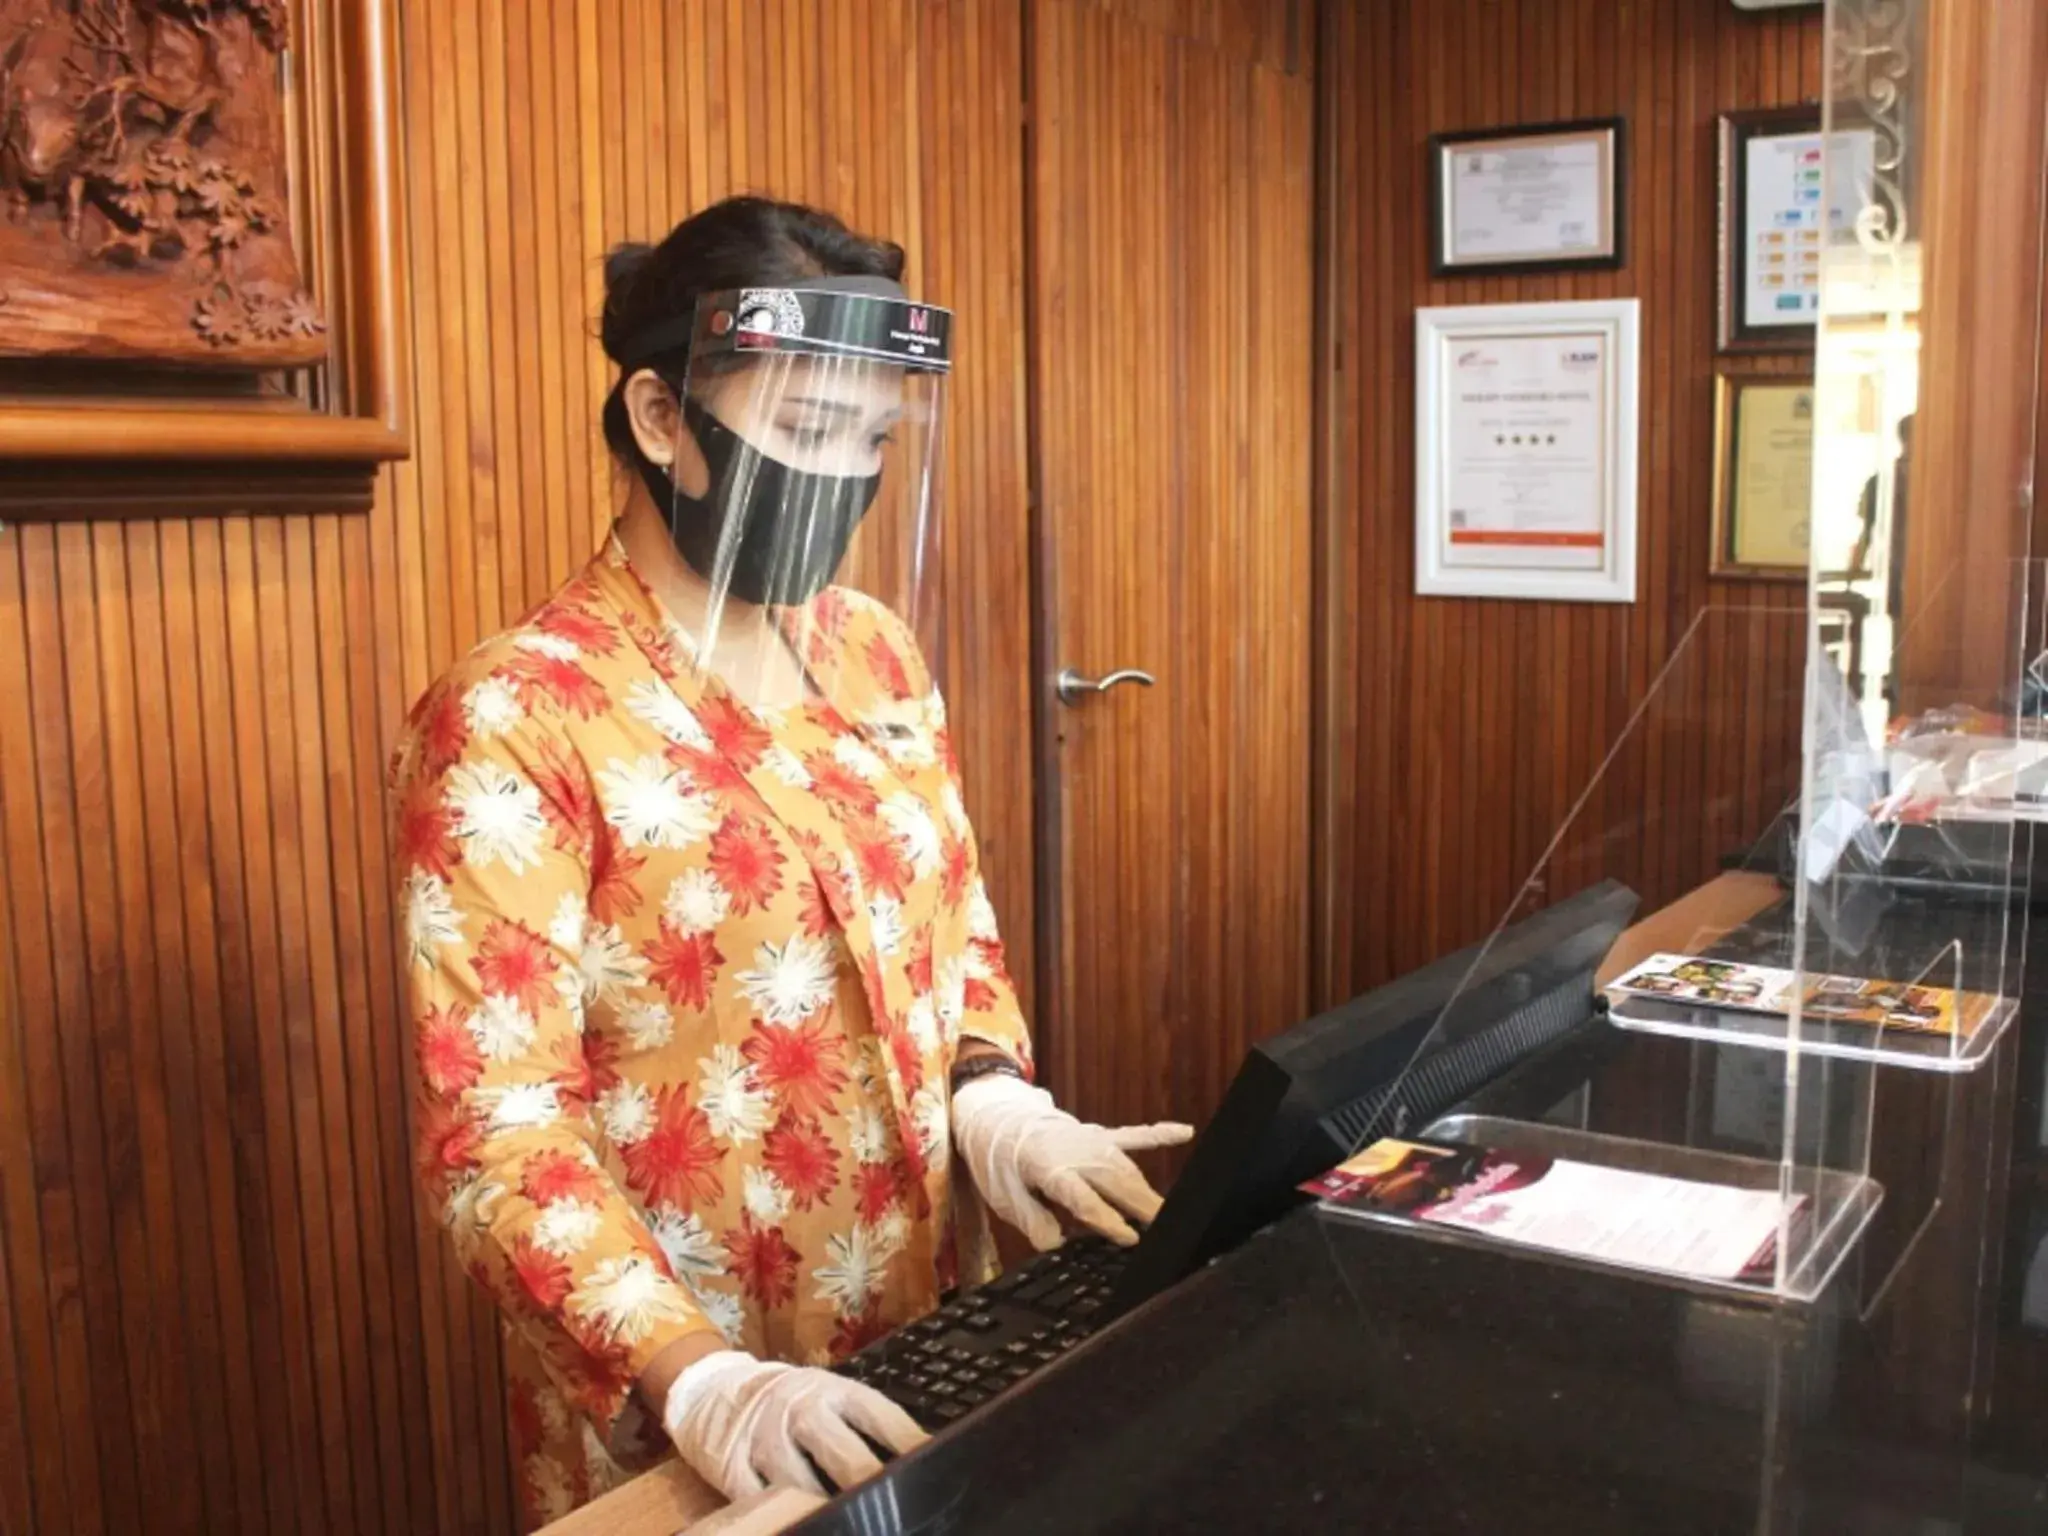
1322 0 2048 1304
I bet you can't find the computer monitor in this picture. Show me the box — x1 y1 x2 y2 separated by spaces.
1107 879 1640 1315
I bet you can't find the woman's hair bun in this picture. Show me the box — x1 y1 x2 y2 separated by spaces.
600 241 659 362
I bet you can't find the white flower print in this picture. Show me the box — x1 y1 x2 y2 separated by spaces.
743 1165 792 1224
912 1085 949 1164
935 954 970 1032
697 1044 774 1145
966 878 1000 941
904 995 940 1054
572 1255 691 1346
442 1173 504 1237
547 890 588 954
846 1103 896 1166
736 934 839 1025
402 869 463 966
579 921 648 1005
832 734 888 782
536 1387 571 1439
557 980 586 1036
514 631 582 662
812 1226 889 1317
939 780 969 836
880 792 943 880
596 755 717 850
483 1081 561 1134
663 868 731 936
598 1081 654 1145
873 1208 912 1259
624 679 712 749
762 745 812 787
531 1197 603 1259
647 1210 726 1280
444 759 547 873
688 1281 746 1346
925 688 949 729
851 1038 890 1100
461 676 525 739
617 997 675 1051
526 1454 576 1523
866 894 905 957
470 993 538 1061
882 727 938 771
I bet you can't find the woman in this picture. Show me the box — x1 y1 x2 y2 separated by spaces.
392 196 1190 1530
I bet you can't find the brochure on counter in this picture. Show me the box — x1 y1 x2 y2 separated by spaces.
1306 1137 1799 1284
1608 951 2008 1038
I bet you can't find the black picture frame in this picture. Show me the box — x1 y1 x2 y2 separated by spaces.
1717 104 1824 353
1427 117 1628 278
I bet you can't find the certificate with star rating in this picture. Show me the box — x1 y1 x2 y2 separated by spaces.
1416 300 1640 602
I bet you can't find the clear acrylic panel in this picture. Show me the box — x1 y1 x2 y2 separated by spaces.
1321 604 1879 1301
1791 0 2046 1073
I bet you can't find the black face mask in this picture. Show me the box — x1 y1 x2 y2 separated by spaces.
640 394 882 608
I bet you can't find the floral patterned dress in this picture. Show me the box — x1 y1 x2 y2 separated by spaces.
391 531 1033 1529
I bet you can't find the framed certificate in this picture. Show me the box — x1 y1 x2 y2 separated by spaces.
1415 299 1641 603
1716 106 1876 352
1429 118 1626 276
1710 371 1814 580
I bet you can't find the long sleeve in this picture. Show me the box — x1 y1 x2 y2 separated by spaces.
394 690 717 1433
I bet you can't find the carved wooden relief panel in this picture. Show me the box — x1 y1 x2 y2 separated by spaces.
0 0 327 365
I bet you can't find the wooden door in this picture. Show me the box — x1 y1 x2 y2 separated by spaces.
1026 0 1315 1134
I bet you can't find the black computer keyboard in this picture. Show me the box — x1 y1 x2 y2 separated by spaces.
835 1234 1132 1428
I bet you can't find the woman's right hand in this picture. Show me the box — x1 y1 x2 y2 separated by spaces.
661 1349 927 1500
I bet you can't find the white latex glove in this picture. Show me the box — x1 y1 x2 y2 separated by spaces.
951 1074 1194 1250
661 1349 926 1500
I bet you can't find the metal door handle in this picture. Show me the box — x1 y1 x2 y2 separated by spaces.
1055 666 1156 705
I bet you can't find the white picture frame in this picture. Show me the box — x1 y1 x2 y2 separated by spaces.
1414 298 1641 603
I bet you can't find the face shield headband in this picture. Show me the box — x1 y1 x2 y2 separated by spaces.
615 276 953 610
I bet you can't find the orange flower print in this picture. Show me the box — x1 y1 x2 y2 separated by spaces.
397 795 463 883
801 751 881 817
724 1215 801 1308
472 919 561 1014
520 1149 607 1207
762 1116 841 1210
535 598 620 658
505 650 611 720
530 735 601 857
742 1019 849 1122
863 633 912 699
695 692 773 770
852 1160 901 1225
417 1003 484 1096
411 683 471 778
646 920 724 1011
512 1234 575 1310
707 813 786 914
588 824 647 925
842 814 912 902
619 1085 724 1213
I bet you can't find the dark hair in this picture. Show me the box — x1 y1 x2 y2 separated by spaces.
599 196 906 470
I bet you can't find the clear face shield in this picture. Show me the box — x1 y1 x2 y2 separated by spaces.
630 278 950 718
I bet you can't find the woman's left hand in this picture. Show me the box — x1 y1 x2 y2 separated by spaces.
951 1075 1193 1249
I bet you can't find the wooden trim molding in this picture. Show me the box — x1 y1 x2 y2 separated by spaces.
0 0 411 513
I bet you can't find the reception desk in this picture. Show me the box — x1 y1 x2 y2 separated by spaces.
547 874 2048 1534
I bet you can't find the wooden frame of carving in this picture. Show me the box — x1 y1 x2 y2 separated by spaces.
0 0 409 516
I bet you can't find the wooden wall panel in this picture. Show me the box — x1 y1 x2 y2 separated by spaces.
0 3 1031 1532
1315 0 1821 1007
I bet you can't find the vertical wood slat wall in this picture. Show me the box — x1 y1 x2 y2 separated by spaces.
1315 0 1825 1007
0 4 1031 1532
